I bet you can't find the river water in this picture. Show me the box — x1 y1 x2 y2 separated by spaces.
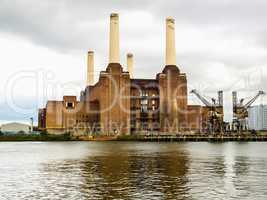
0 142 266 200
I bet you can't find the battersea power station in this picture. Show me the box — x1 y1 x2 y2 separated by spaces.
38 13 206 135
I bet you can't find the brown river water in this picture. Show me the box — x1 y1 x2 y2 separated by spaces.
0 142 266 200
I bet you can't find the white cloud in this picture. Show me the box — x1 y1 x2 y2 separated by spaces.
0 0 267 122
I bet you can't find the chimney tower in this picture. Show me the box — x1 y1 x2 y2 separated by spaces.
218 90 223 107
87 51 94 86
166 17 176 66
127 53 133 78
109 13 120 63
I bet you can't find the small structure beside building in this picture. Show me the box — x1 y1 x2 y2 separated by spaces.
248 105 267 131
0 122 31 134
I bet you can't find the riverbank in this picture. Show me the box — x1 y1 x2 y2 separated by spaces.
116 134 267 142
0 133 74 141
1 132 267 142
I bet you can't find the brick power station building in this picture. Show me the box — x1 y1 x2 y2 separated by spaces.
38 13 205 135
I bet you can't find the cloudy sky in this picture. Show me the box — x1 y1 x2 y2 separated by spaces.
0 0 266 124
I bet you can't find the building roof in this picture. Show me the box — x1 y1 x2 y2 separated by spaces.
1 122 30 133
1 122 29 127
131 79 158 89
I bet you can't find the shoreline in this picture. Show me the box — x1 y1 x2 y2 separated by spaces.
1 133 267 142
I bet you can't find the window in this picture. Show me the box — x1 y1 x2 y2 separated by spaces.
66 102 74 108
141 99 148 105
140 90 148 97
141 105 148 112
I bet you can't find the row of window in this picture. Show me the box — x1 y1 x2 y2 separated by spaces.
131 106 158 112
139 90 157 97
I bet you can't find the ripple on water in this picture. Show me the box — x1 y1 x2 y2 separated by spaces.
0 142 267 200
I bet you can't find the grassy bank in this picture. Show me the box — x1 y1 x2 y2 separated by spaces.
0 132 75 141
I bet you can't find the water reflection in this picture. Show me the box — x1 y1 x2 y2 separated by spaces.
1 142 267 199
78 144 190 199
233 156 249 176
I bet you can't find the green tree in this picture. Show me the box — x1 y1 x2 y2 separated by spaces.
40 130 48 137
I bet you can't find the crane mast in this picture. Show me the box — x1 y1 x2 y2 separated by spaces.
190 89 213 107
233 90 265 117
232 90 265 132
243 91 265 110
190 89 224 134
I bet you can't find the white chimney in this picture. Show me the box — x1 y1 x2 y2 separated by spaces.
109 13 120 63
87 51 94 86
127 53 133 78
166 17 176 66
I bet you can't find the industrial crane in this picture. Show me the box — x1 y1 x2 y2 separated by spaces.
190 89 224 134
190 89 213 107
232 90 265 132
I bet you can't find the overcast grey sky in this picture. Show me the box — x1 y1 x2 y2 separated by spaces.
0 0 266 123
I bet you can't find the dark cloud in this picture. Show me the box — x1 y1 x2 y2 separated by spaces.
1 0 266 51
0 0 155 53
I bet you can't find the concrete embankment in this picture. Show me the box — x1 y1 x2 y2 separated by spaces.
76 133 267 142
115 134 267 142
1 133 267 142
